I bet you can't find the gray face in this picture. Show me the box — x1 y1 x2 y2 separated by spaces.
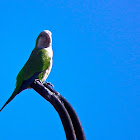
37 30 52 48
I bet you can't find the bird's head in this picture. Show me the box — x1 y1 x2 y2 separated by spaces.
36 30 52 48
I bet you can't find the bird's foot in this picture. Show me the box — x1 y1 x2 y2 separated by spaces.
34 79 42 84
45 82 54 88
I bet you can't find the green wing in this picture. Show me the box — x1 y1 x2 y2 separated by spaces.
0 48 51 111
16 48 50 90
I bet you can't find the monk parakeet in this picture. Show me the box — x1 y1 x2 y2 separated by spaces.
0 30 53 111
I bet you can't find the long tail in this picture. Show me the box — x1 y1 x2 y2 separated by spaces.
0 89 19 112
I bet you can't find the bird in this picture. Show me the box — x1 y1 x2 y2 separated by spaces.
0 30 53 111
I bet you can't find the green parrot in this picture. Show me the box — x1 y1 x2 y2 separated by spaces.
0 30 53 111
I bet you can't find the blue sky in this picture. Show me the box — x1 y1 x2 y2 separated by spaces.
0 0 139 140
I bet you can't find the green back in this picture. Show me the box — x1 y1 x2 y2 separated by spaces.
16 47 50 90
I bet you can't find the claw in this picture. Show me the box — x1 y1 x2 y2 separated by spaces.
34 79 42 83
45 82 54 88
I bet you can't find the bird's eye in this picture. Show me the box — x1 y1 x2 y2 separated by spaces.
39 34 43 37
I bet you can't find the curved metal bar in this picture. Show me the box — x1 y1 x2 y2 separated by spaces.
31 81 76 140
43 83 86 140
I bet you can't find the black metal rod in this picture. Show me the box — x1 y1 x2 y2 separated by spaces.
60 96 86 140
31 81 76 140
43 83 86 140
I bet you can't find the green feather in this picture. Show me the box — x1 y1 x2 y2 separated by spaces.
0 48 51 111
0 30 52 111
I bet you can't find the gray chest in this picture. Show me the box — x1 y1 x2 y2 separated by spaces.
42 58 53 82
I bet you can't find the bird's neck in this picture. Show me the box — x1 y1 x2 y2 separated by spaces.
44 46 53 58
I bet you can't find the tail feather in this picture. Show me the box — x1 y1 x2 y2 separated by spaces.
0 72 41 112
0 90 19 112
